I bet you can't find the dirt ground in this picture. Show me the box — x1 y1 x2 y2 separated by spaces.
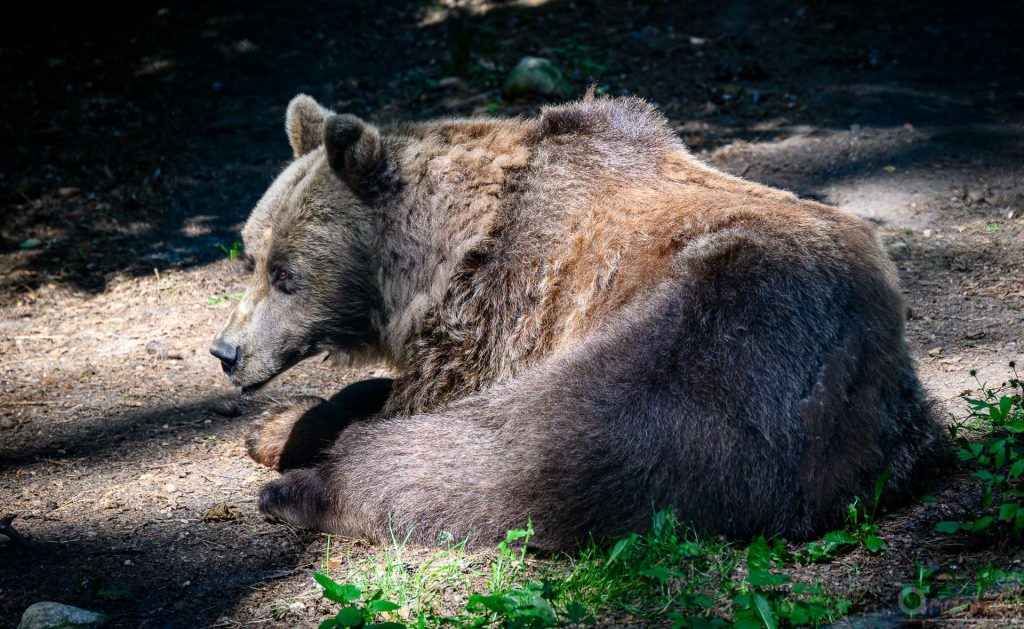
1 0 1022 626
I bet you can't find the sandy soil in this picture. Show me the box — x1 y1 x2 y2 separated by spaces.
1 0 1022 626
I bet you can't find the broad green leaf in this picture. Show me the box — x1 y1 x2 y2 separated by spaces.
963 397 991 409
935 521 961 533
467 593 513 614
1010 459 1024 478
366 600 401 613
999 397 1014 423
864 535 886 553
747 570 791 587
747 537 772 573
751 592 778 629
319 619 340 629
970 516 994 531
640 565 672 583
335 606 364 628
999 502 1019 522
607 535 635 564
314 573 361 605
822 531 858 545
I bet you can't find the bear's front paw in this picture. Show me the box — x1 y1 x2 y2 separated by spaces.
245 396 325 471
258 469 329 530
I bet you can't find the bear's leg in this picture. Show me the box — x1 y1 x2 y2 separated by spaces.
255 372 662 551
246 378 393 471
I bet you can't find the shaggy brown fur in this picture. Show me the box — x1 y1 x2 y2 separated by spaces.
210 94 944 551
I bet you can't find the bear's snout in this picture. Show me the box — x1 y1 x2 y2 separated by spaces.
209 338 240 373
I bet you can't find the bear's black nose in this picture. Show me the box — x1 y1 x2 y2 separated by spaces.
209 338 239 372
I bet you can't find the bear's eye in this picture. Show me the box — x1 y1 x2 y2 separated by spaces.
270 266 294 293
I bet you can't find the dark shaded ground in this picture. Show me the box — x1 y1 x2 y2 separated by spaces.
1 0 1022 626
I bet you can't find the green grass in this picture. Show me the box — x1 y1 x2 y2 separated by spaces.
218 240 244 260
938 363 1024 539
206 291 244 305
314 510 853 628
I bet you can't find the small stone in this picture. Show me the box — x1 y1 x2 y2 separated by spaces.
17 602 107 629
0 417 14 429
165 349 183 360
163 483 177 493
928 348 943 356
502 57 570 99
56 187 81 198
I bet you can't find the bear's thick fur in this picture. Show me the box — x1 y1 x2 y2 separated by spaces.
210 93 943 551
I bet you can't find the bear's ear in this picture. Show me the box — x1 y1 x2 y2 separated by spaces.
323 113 385 195
285 94 331 158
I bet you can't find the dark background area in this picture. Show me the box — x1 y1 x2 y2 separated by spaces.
2 0 1020 297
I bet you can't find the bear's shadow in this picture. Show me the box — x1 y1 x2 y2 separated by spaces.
273 377 395 471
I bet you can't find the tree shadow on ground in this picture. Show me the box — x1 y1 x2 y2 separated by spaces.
0 390 320 627
1 0 1021 300
0 515 320 628
0 393 251 471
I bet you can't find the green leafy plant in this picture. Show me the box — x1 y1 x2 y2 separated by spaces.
315 512 859 628
732 537 851 628
937 364 1024 539
207 291 244 305
218 240 244 260
489 520 534 592
799 470 891 562
315 573 405 629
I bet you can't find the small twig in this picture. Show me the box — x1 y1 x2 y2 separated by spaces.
5 401 50 406
0 514 31 547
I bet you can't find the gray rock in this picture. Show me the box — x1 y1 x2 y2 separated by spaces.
17 602 107 629
502 57 569 98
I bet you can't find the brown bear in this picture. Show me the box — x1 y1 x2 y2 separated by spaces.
209 93 943 551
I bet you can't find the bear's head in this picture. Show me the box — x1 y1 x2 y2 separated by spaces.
209 95 389 391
